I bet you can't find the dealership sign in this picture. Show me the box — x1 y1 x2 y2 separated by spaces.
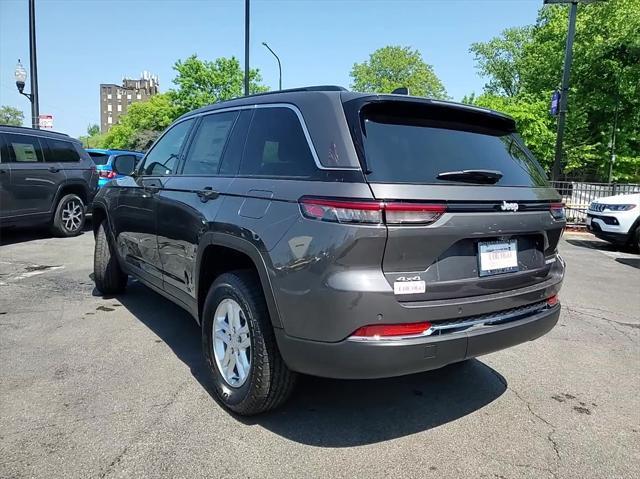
38 114 53 129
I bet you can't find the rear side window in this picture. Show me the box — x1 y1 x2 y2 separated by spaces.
88 152 110 165
46 138 81 162
357 102 548 187
239 107 316 178
3 133 44 163
182 111 237 175
139 119 194 176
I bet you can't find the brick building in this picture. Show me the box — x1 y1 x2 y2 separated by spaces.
100 71 159 133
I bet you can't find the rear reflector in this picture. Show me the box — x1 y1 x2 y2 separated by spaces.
550 203 565 220
98 170 116 179
547 294 559 306
351 322 432 338
299 197 445 225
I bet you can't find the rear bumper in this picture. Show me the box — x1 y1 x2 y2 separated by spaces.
276 304 560 379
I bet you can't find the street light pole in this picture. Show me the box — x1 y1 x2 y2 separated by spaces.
244 0 250 96
545 0 606 181
551 1 578 181
262 42 282 90
28 0 39 129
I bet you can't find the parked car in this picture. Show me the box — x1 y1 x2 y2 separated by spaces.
91 86 566 415
85 148 144 188
0 125 98 236
587 193 640 250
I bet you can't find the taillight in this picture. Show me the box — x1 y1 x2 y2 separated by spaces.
99 170 116 179
550 203 565 220
547 294 559 307
299 198 446 225
350 321 433 339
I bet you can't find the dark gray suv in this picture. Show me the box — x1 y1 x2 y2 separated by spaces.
0 125 98 236
91 86 565 415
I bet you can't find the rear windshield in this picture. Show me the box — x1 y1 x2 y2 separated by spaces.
358 104 549 187
87 152 110 165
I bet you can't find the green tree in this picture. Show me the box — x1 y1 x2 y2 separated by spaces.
469 0 640 181
102 93 178 149
170 54 268 115
350 46 448 99
87 123 100 136
470 27 532 97
0 106 24 126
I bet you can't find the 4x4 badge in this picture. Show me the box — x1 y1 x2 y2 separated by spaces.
500 201 519 212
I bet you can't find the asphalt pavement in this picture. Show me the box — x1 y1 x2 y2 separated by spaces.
0 226 638 479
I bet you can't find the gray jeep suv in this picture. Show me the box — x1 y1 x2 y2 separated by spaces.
91 86 565 415
0 125 98 236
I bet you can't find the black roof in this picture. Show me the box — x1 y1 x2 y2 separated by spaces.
0 124 79 142
177 85 514 124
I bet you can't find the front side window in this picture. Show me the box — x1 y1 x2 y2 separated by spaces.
3 134 44 163
239 107 316 178
139 119 194 176
182 112 237 175
45 139 81 163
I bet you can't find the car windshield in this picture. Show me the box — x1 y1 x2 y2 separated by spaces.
88 152 110 165
359 104 549 187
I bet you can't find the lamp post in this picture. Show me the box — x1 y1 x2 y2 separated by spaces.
262 42 282 90
14 60 38 129
244 0 250 96
544 0 606 181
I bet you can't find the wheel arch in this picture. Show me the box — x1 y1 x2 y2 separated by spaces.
196 232 283 329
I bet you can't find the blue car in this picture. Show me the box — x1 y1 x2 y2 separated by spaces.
86 149 144 188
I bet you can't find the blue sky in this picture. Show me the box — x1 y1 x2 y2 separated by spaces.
0 0 542 138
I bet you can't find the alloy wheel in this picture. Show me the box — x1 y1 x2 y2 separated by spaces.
61 199 83 232
212 298 252 387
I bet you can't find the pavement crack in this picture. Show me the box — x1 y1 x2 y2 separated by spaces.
486 367 561 476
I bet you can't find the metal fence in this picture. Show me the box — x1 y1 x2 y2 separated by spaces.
550 181 640 225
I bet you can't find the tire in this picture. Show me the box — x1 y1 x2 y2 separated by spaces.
93 220 127 294
634 225 640 253
51 193 85 237
202 270 296 415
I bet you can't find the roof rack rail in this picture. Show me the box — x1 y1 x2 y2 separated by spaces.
239 85 347 100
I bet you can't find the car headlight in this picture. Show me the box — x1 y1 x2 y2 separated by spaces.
605 204 636 211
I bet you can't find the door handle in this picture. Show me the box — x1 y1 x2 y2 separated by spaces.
197 187 220 202
0 169 7 174
143 185 160 194
48 166 60 173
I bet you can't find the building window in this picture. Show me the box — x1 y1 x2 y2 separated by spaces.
117 92 122 99
107 93 112 100
127 93 132 100
107 104 112 112
136 93 142 100
107 116 113 124
117 104 122 112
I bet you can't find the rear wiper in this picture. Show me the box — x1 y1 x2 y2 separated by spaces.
436 169 503 184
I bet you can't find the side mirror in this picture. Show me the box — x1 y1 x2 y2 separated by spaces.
112 155 136 176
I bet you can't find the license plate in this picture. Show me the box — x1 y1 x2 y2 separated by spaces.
478 240 519 277
586 216 592 226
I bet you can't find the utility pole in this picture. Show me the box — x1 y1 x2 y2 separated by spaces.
29 0 40 128
244 0 250 96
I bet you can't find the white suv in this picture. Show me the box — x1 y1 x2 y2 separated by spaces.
587 193 640 251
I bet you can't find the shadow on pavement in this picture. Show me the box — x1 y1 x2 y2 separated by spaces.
616 257 640 269
0 221 92 247
116 281 507 447
566 237 626 252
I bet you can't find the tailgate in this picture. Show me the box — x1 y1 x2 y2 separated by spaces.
344 97 565 301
